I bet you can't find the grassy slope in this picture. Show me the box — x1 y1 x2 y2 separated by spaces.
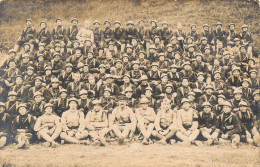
0 0 259 52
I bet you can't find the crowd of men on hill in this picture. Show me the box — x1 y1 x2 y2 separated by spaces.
0 18 259 148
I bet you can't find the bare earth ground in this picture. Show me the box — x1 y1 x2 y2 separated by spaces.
0 143 259 167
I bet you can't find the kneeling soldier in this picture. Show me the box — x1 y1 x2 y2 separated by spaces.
176 98 200 145
235 101 259 146
198 102 219 145
60 98 89 144
11 103 37 149
217 101 241 148
135 97 156 145
153 99 178 145
85 100 110 146
34 103 62 147
110 94 137 144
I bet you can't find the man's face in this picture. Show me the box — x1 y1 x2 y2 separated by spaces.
242 81 249 88
123 76 130 83
188 95 195 101
123 57 128 62
40 23 46 29
26 21 32 26
104 91 111 98
251 72 257 78
73 73 81 82
19 107 27 115
35 79 42 87
56 20 62 26
171 68 177 73
184 65 190 70
34 95 43 103
229 25 235 30
239 106 247 112
203 26 209 31
116 62 122 68
106 78 113 83
94 23 100 29
218 98 225 104
60 92 67 99
66 67 72 73
254 94 260 101
149 48 156 54
214 73 221 80
162 24 168 29
165 87 172 94
242 27 248 32
99 67 106 73
182 102 191 110
0 106 5 114
72 20 78 25
145 90 152 98
128 24 134 29
133 64 139 70
45 107 53 115
23 57 30 63
16 77 23 85
89 76 95 84
234 93 242 100
141 103 148 110
104 22 110 28
203 106 211 113
119 100 126 107
202 40 207 45
223 106 231 114
52 82 59 88
126 91 133 98
188 47 194 52
83 66 89 73
233 70 240 77
88 53 93 59
151 66 158 71
69 101 78 110
196 56 202 62
38 56 44 62
161 76 168 83
126 48 132 53
115 23 120 28
182 79 189 87
45 69 51 75
206 88 213 95
167 47 173 52
151 22 156 27
54 55 60 61
198 75 204 82
216 25 222 29
191 26 196 31
8 96 16 102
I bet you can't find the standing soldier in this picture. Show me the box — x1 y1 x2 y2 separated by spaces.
146 20 160 51
160 21 173 46
36 21 51 47
188 24 199 44
14 18 36 52
137 19 146 50
102 20 113 52
135 97 156 145
213 22 227 47
226 23 239 47
113 21 125 53
92 20 104 57
110 94 137 144
67 18 79 53
217 101 241 147
239 24 253 56
50 19 66 53
201 24 214 47
124 21 139 51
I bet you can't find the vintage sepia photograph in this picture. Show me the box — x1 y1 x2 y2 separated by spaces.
0 0 259 166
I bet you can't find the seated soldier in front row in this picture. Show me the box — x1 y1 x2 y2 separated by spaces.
11 103 37 149
34 103 62 148
109 94 137 144
60 98 89 144
153 98 178 145
135 97 156 145
85 100 110 146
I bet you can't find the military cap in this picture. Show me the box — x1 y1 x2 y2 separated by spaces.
34 91 42 97
159 53 165 57
44 103 53 109
138 19 145 24
93 20 100 25
218 94 226 99
222 101 231 107
125 87 133 92
170 64 177 69
161 21 167 26
138 50 146 55
71 18 78 23
122 54 129 59
45 66 52 71
118 94 127 100
201 37 208 41
22 53 30 58
8 91 17 96
241 24 248 29
79 89 88 96
99 64 106 69
65 63 73 68
161 73 168 78
132 61 140 65
17 103 27 110
239 45 246 50
83 64 89 67
126 44 133 48
40 21 47 25
77 62 84 68
140 97 149 104
123 73 131 78
223 51 230 55
140 75 148 81
35 76 42 81
232 67 240 72
0 102 5 108
188 92 196 97
216 22 222 26
127 21 134 25
145 87 153 92
202 102 211 107
182 61 191 67
60 89 67 94
181 98 190 104
205 85 214 90
114 20 121 25
73 40 80 45
153 36 160 41
248 58 255 63
26 18 32 22
228 23 236 27
170 37 177 41
165 83 173 89
8 49 16 54
203 24 210 28
68 97 78 104
104 88 112 92
55 18 62 22
151 62 159 67
242 78 251 84
38 42 46 47
204 46 211 51
105 74 113 79
239 101 248 107
23 43 31 49
214 70 221 75
250 69 257 74
234 38 240 42
166 44 173 48
197 72 204 77
174 51 181 56
104 20 111 25
149 45 156 49
92 100 101 105
190 24 197 28
186 36 194 41
252 91 259 96
233 89 242 94
15 75 23 79
150 20 157 25
37 54 44 58
187 44 195 49
53 53 60 57
195 53 203 58
27 66 34 70
51 77 59 83
85 38 92 43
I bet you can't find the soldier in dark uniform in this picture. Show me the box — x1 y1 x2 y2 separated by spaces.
226 23 239 47
239 24 253 56
188 24 199 45
100 88 117 115
146 20 161 51
213 22 227 47
201 24 214 47
199 85 217 109
112 21 125 53
103 20 113 52
67 18 79 53
29 91 45 117
0 102 12 148
14 18 36 52
36 21 51 47
160 21 173 46
137 19 146 50
59 63 73 89
50 19 66 53
92 20 104 57
50 53 64 77
52 89 68 117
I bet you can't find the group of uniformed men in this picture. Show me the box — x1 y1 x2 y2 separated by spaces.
0 18 259 148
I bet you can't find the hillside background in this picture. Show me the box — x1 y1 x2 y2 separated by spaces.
0 0 259 53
